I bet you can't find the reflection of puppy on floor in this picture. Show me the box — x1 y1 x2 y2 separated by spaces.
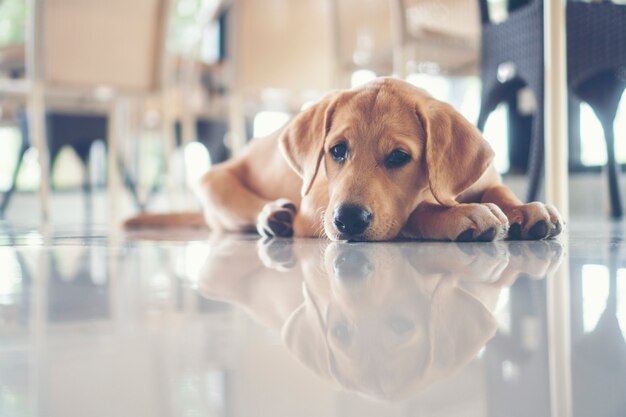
198 239 563 400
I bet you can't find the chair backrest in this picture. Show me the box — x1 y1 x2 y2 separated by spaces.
233 0 333 94
391 0 479 75
402 0 479 41
332 0 393 74
567 1 626 91
42 0 169 92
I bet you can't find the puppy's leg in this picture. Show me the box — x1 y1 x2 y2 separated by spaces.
199 166 308 237
403 202 509 242
198 166 270 232
481 185 563 240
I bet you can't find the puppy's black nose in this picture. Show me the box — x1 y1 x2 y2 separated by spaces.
333 204 372 237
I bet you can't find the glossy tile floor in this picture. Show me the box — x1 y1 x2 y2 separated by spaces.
0 219 625 417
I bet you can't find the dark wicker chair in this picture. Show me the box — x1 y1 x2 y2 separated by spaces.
478 0 626 217
477 0 544 203
567 1 626 218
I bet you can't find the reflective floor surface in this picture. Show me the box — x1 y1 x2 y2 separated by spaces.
0 219 625 417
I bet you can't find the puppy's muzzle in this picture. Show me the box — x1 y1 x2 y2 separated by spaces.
333 204 372 238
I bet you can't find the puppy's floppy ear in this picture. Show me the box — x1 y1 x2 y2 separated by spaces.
416 99 495 206
279 93 340 196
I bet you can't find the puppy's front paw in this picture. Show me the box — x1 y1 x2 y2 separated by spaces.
256 199 297 238
506 202 564 240
452 203 510 242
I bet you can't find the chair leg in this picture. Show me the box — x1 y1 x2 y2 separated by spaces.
161 92 178 208
526 112 544 202
601 118 622 218
107 101 124 226
0 145 28 215
29 83 50 222
476 105 490 132
82 157 93 222
117 157 144 211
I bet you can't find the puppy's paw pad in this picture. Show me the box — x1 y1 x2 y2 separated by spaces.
509 223 522 240
549 220 563 238
456 229 475 242
528 220 549 240
546 204 565 238
451 204 509 242
477 227 497 242
506 202 564 240
257 199 297 238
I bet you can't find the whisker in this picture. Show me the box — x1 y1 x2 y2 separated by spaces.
314 208 327 239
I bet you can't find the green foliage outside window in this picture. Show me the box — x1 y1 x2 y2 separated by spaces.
0 0 26 47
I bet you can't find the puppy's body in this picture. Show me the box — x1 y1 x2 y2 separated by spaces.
126 78 563 241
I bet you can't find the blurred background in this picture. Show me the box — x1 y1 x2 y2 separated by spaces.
1 0 626 224
3 3 626 417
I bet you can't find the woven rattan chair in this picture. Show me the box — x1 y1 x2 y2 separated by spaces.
478 0 626 217
567 1 626 218
476 0 544 203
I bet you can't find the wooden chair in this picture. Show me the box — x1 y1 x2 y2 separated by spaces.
0 0 175 221
390 0 481 77
223 0 335 155
327 0 394 88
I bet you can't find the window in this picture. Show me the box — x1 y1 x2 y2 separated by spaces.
252 111 290 138
0 0 26 47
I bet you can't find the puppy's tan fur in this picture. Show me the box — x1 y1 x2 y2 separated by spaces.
125 78 563 241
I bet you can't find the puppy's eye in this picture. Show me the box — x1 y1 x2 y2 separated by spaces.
330 143 348 162
385 150 411 169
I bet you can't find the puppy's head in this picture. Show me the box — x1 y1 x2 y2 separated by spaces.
279 78 494 241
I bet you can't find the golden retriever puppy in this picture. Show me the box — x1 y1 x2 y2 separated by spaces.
126 78 563 242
